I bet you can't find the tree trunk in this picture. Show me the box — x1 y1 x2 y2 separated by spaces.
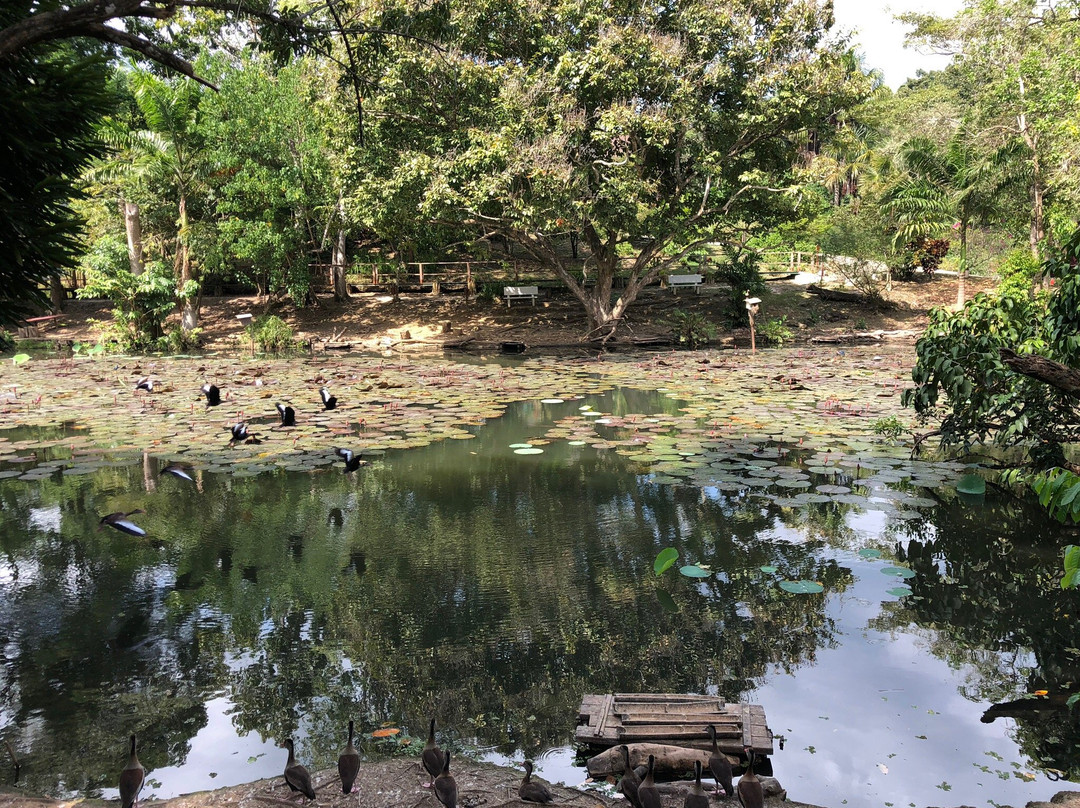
49 275 64 311
956 218 968 308
177 194 199 331
1000 348 1080 397
332 226 349 302
120 198 144 275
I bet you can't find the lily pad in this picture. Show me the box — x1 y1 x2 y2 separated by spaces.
759 565 778 573
886 587 913 597
778 580 825 594
858 548 882 559
513 447 544 455
956 473 986 495
679 565 711 578
654 547 678 576
881 566 916 579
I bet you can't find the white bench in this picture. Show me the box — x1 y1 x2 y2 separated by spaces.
667 273 703 294
504 285 539 307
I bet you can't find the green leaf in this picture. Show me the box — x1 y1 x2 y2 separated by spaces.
679 565 711 578
11 353 30 365
857 548 882 558
881 566 916 579
653 547 678 576
759 565 778 573
655 588 679 613
956 473 985 495
778 580 824 594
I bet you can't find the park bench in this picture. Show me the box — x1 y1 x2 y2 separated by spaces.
504 285 539 307
17 314 65 339
666 273 703 294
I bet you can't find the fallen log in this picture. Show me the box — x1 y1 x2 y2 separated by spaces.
810 329 919 344
586 743 736 780
805 284 869 303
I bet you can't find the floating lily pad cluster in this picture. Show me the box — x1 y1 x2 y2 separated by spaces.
0 347 963 497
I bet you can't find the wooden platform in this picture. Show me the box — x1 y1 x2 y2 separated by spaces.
575 693 772 756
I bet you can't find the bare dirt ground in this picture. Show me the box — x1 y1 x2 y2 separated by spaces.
42 273 998 354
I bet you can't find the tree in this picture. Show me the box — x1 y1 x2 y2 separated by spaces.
903 225 1080 466
0 33 111 328
353 0 872 338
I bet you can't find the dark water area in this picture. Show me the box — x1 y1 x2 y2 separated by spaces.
0 389 1076 807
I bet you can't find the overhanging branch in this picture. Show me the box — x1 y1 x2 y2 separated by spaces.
1000 348 1080 398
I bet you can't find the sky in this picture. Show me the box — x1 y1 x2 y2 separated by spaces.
832 0 966 89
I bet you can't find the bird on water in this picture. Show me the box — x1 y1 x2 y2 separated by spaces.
338 720 360 794
160 462 194 482
119 734 144 808
708 723 733 797
421 717 445 788
736 748 764 808
434 749 457 808
134 377 154 393
320 387 337 410
277 403 296 426
201 383 221 407
618 745 643 808
99 510 147 537
336 448 365 473
637 755 661 808
282 738 316 801
519 759 554 803
685 761 709 808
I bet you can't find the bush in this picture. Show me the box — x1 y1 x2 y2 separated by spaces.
757 316 793 347
996 249 1041 297
903 237 950 274
248 315 294 353
668 309 715 348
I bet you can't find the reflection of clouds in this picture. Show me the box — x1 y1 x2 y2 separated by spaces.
29 504 61 533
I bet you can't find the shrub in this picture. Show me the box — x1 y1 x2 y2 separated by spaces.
668 309 715 348
872 415 905 443
248 315 294 353
757 316 793 347
996 249 1041 297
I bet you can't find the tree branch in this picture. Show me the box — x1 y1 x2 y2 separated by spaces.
83 23 218 89
1000 348 1080 398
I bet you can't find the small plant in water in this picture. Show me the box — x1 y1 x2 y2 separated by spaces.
668 309 715 348
872 415 905 443
757 316 793 347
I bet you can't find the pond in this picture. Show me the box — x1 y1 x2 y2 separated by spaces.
0 348 1075 808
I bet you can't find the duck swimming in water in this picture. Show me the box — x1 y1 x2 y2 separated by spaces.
276 403 296 426
201 383 221 407
99 510 147 537
320 387 337 410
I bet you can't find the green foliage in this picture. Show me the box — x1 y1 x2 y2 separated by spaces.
79 236 176 350
713 251 767 324
667 309 715 349
653 547 678 576
905 237 951 274
1031 469 1080 525
248 315 295 353
1062 544 1080 589
996 249 1041 297
0 43 111 326
873 415 905 443
757 316 793 347
903 226 1080 457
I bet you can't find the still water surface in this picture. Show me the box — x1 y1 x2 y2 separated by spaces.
0 384 1075 807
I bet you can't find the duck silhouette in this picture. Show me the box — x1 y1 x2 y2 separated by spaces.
320 387 338 410
119 734 144 808
201 383 221 407
338 720 360 794
99 510 147 537
336 448 365 472
282 738 315 801
276 403 296 426
160 463 194 482
519 760 554 803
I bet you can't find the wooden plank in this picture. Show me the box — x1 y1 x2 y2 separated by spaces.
614 693 718 702
618 715 741 726
593 693 616 738
617 726 741 741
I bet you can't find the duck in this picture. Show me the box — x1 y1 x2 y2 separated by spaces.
708 723 733 797
320 387 337 410
160 463 194 482
336 448 365 473
134 377 154 393
119 734 144 808
99 510 147 537
282 738 316 801
637 755 661 808
736 749 763 808
685 761 709 808
421 717 444 788
617 745 643 808
434 750 457 808
338 719 360 794
519 759 554 803
201 383 221 407
277 403 296 427
229 423 261 445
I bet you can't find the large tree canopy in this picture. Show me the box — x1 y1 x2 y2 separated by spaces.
351 0 871 336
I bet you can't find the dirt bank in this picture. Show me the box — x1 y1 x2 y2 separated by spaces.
38 274 997 354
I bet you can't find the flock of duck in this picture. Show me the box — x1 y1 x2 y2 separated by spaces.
98 381 365 538
117 719 763 808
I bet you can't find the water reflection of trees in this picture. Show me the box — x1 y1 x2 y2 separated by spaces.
873 494 1080 779
0 439 849 793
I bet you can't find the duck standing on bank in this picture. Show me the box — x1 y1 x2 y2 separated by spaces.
685 761 709 808
519 760 554 803
618 745 643 808
422 717 445 788
434 750 457 808
736 749 763 808
119 734 144 808
282 738 316 802
338 720 360 794
637 755 661 808
708 723 734 797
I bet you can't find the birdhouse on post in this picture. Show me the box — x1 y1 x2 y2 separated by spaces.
236 313 254 354
745 297 761 353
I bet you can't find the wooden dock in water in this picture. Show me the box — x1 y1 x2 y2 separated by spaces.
575 693 773 756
